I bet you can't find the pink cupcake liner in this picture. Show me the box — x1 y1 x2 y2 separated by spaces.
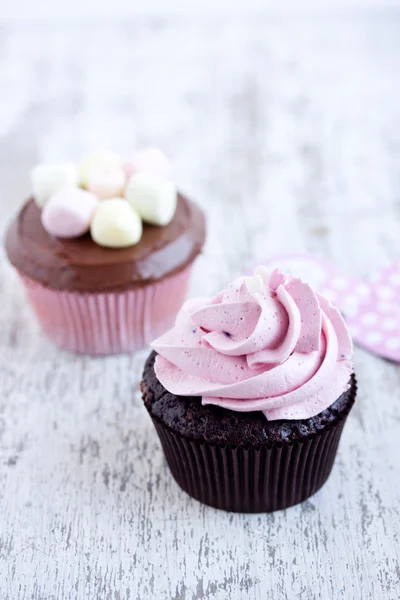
18 267 192 355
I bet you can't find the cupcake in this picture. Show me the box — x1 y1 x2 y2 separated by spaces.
5 149 206 355
142 266 356 512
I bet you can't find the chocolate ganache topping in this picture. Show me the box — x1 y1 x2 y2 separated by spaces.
5 194 205 292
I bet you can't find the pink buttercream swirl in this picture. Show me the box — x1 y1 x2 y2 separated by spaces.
152 267 353 420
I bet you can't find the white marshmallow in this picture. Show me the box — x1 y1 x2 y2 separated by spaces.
41 188 99 238
125 173 177 226
91 199 142 248
86 167 125 199
31 163 78 208
79 151 121 188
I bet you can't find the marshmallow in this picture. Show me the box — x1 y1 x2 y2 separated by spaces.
123 147 172 180
91 199 142 248
31 163 78 208
86 167 125 199
41 188 99 238
125 173 177 226
79 151 121 188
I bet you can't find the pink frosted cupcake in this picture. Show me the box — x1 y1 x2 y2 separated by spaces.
142 267 356 512
5 149 205 355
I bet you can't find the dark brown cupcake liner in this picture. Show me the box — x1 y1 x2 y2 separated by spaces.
148 380 357 513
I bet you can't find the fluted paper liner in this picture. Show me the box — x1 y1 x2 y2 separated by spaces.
19 267 192 355
148 379 356 513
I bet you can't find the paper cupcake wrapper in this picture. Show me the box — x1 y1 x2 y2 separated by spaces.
149 379 356 513
19 267 192 355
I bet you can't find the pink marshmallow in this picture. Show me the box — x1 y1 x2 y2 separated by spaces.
86 167 125 199
41 187 99 238
123 147 172 180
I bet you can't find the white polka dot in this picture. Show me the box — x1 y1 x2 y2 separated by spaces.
322 289 337 302
342 296 361 317
332 277 348 290
343 295 361 307
365 331 383 344
389 273 400 286
378 302 395 314
349 324 360 337
376 286 395 300
361 312 378 326
382 318 398 331
355 284 370 297
385 338 400 350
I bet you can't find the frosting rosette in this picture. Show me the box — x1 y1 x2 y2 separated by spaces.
152 267 354 420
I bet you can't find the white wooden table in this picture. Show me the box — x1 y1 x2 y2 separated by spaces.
0 9 399 600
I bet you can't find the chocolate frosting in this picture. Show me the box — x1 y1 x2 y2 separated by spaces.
5 194 205 292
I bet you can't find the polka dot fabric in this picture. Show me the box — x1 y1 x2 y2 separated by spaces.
259 255 400 363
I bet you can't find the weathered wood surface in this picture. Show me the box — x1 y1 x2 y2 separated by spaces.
0 11 399 600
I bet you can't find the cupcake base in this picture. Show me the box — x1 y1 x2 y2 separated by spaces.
19 268 192 355
142 352 357 513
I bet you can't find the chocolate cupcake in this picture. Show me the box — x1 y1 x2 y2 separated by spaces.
5 149 205 355
142 267 356 512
